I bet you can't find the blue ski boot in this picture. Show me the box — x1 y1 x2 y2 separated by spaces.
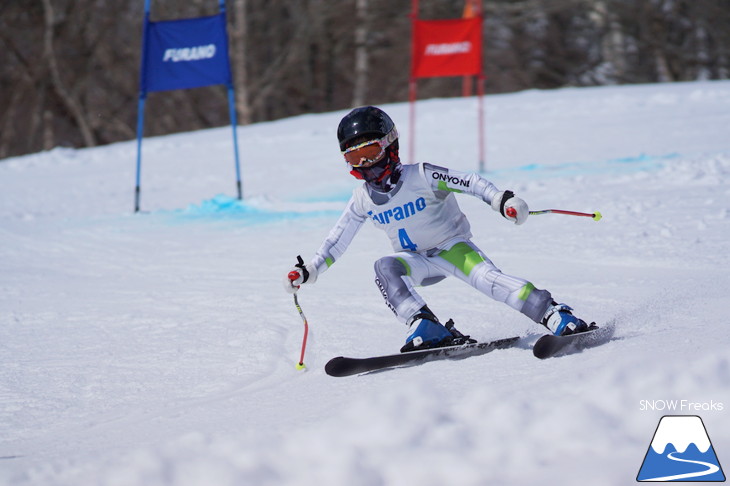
401 307 453 353
541 302 590 336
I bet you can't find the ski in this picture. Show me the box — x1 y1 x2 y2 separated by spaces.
532 321 616 359
325 336 520 377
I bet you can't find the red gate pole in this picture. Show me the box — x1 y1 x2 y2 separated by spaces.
461 0 477 97
474 2 486 172
409 80 417 164
478 73 486 172
409 0 419 164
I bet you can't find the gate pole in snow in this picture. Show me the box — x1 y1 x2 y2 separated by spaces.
218 0 243 200
409 0 486 171
134 0 242 212
134 0 152 213
408 0 419 164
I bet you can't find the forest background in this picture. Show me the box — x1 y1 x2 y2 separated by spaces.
1 0 729 159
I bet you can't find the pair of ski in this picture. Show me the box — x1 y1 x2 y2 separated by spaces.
325 323 615 377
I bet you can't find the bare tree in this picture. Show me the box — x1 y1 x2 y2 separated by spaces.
41 0 96 148
352 0 369 107
1 0 729 159
231 0 252 125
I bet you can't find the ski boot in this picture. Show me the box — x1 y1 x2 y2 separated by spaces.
541 302 591 336
401 307 453 353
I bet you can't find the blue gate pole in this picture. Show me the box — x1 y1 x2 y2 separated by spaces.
219 0 243 200
134 95 147 213
227 86 243 200
134 0 153 213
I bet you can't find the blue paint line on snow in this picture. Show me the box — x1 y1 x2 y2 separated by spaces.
487 153 680 179
296 154 681 204
156 194 341 225
293 192 352 203
290 185 357 204
277 153 681 206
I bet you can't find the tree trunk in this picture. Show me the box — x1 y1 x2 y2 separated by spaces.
41 0 96 148
232 0 252 125
352 0 369 107
592 0 626 82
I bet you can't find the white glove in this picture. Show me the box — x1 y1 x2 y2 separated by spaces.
491 190 529 225
283 256 318 294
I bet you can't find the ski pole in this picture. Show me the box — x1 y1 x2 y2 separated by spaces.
506 207 602 221
288 270 309 370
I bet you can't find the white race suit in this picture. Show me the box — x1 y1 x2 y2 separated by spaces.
309 163 553 325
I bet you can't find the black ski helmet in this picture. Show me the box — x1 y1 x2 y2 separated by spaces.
337 106 396 152
337 106 401 187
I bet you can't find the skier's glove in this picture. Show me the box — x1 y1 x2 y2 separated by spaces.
283 255 318 294
491 190 529 225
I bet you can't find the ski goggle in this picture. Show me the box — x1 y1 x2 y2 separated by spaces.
342 128 398 168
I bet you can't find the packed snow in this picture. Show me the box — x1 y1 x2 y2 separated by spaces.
1 81 729 485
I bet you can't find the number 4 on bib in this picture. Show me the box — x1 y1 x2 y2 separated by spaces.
398 228 418 251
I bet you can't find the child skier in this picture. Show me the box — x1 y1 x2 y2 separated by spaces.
284 106 590 352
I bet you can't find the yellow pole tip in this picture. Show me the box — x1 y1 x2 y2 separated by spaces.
296 362 306 370
593 211 603 221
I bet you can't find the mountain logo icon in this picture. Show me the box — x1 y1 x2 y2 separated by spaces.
637 415 725 482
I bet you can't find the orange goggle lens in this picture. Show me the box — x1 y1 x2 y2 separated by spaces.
342 140 386 168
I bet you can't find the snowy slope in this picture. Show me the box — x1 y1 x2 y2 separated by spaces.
1 81 729 486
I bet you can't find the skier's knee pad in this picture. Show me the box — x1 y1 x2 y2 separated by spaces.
373 256 417 311
374 257 410 301
374 256 408 282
